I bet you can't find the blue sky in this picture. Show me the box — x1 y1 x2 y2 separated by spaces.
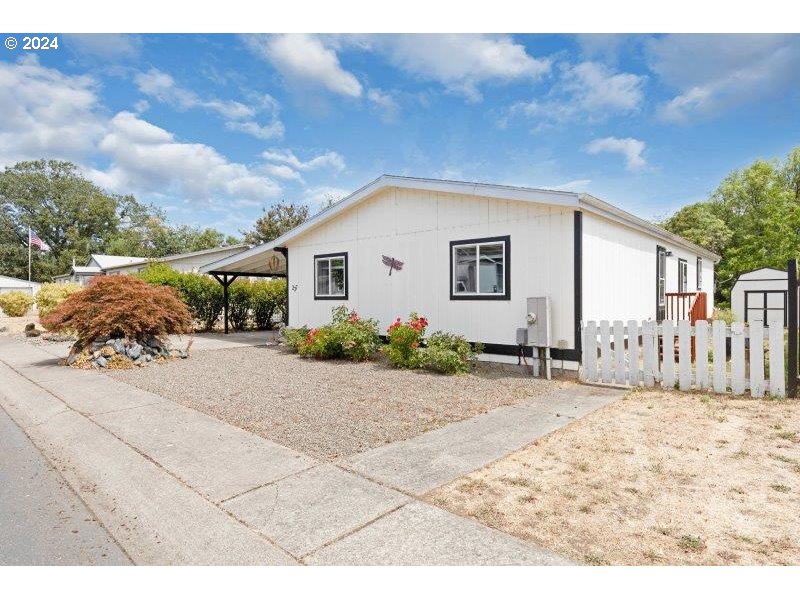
1 33 798 236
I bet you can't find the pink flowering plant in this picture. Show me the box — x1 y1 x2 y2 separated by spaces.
288 305 380 361
382 312 429 369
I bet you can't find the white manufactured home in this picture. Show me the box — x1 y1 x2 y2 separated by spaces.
202 175 719 366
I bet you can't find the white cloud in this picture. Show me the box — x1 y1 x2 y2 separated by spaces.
647 34 800 122
64 34 142 60
134 68 283 140
0 58 282 207
91 112 281 202
225 120 285 140
367 88 400 123
303 185 350 212
261 149 345 173
509 61 644 126
262 163 305 183
0 55 105 166
584 137 647 171
364 34 551 101
552 179 592 191
243 34 362 98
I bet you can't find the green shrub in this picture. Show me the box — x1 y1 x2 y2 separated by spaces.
282 325 309 352
139 264 223 331
291 306 380 361
35 282 82 319
0 291 34 317
381 313 428 369
228 280 253 330
252 279 286 330
713 307 736 324
422 331 482 374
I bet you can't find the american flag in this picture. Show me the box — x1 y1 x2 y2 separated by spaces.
29 230 50 252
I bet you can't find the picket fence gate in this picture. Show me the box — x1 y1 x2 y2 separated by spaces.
580 319 785 398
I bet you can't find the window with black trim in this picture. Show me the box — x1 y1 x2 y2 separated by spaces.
314 252 348 299
696 257 703 289
450 235 510 300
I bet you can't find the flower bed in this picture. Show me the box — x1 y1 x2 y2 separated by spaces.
283 308 481 374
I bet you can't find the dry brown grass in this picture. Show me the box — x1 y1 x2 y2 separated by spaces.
427 389 800 565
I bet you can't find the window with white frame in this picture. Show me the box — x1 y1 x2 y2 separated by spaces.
314 252 347 299
450 235 510 300
696 257 703 289
678 258 688 292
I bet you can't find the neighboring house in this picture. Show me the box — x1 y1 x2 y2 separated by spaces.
201 175 719 366
54 246 248 285
103 244 249 276
54 254 145 285
0 275 41 296
731 267 791 325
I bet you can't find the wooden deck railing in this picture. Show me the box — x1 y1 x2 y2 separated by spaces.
665 291 708 360
666 291 707 324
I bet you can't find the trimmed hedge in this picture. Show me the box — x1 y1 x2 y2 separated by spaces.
0 291 34 317
138 263 286 331
36 282 82 319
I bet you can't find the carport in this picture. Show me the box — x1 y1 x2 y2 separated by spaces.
199 244 288 334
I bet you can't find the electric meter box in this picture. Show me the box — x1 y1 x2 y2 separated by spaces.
526 296 551 347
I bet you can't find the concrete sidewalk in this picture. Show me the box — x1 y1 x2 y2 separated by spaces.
0 337 617 565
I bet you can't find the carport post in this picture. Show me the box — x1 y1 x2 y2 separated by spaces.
211 273 238 334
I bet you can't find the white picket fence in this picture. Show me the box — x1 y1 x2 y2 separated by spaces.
580 319 785 398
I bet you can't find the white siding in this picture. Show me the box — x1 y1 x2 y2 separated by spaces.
582 212 715 322
287 187 576 348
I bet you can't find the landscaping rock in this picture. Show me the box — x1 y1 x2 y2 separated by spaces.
64 334 179 370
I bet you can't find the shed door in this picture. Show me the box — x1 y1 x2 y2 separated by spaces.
744 290 787 325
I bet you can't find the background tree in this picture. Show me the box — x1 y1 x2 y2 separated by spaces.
0 160 122 281
242 201 310 245
662 147 800 304
0 159 237 281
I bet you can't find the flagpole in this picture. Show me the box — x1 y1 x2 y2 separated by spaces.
28 226 32 283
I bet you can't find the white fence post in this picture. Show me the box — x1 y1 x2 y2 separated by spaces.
643 320 656 387
695 319 709 390
731 322 746 395
627 320 640 387
749 320 765 398
713 320 727 393
662 321 675 390
769 319 785 398
584 321 598 382
613 320 626 385
599 320 612 384
678 320 691 391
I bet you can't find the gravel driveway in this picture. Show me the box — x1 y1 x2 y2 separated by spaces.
109 346 565 459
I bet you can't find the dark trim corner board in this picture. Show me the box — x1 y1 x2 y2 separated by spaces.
573 210 582 357
313 251 349 301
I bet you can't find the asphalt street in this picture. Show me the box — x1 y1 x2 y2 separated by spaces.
0 406 130 565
